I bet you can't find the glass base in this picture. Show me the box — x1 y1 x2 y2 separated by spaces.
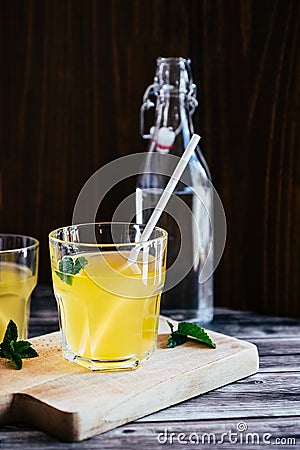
62 344 156 372
161 308 214 324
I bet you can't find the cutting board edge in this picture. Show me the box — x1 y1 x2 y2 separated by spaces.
74 343 259 441
11 393 78 442
10 342 259 442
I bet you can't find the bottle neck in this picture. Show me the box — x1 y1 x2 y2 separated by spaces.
147 94 194 155
155 57 195 95
138 57 211 187
140 58 198 144
140 90 211 182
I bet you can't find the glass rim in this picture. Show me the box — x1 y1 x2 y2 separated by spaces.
157 56 191 65
48 222 168 248
0 233 39 254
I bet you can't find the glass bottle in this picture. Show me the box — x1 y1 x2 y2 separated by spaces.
136 57 213 323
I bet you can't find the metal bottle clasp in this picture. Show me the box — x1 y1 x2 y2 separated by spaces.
140 84 156 139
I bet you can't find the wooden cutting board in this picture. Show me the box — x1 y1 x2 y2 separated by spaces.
0 317 259 442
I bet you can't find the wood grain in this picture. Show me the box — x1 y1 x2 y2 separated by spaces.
0 0 299 318
1 292 299 449
0 413 299 449
138 371 300 422
0 321 258 441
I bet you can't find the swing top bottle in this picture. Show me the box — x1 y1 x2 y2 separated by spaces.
136 57 214 323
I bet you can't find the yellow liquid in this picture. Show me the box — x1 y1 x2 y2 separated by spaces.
0 262 37 341
52 251 166 367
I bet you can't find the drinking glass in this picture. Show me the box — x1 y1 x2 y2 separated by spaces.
49 223 167 371
0 234 39 341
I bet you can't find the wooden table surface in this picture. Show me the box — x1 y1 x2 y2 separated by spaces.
1 285 299 449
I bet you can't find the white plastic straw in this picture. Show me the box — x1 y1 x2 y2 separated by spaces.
127 134 201 269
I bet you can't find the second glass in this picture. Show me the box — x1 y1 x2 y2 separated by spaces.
0 234 39 341
49 223 168 371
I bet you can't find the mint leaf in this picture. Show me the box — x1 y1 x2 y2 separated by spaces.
166 321 216 349
14 340 38 358
2 320 18 347
20 347 39 359
167 321 174 333
167 333 188 348
55 255 88 285
55 271 73 286
9 351 22 370
59 256 74 274
73 256 88 275
14 340 31 353
2 347 13 361
3 342 23 370
166 321 188 347
0 320 39 370
177 322 216 348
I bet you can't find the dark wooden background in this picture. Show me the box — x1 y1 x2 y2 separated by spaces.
1 0 299 317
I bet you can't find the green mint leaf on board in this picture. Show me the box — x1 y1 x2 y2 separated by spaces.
0 320 39 370
5 348 22 370
14 340 32 355
2 319 18 347
166 321 216 349
14 341 39 358
177 322 216 348
167 333 188 348
166 320 188 347
167 321 174 333
55 256 88 285
19 347 39 359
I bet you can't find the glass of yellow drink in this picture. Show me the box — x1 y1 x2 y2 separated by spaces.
0 234 39 341
49 223 167 371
